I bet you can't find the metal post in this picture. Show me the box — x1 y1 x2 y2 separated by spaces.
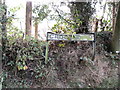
45 41 49 64
92 33 96 61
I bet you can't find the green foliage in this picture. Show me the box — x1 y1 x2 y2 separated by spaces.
3 36 46 71
58 43 65 47
0 3 7 31
33 4 51 24
1 4 50 86
101 19 112 31
6 6 23 37
3 34 49 88
1 5 24 43
2 6 46 71
0 3 7 20
9 6 21 14
50 3 83 34
0 4 4 41
68 2 95 33
51 18 77 34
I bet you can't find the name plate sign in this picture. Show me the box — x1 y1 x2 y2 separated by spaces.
45 32 96 64
47 32 95 41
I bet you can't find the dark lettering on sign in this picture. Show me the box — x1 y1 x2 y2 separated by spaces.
47 32 95 41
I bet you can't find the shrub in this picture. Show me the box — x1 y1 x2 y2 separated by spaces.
2 36 46 71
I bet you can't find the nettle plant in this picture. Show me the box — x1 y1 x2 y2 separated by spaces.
4 34 46 71
15 38 46 70
2 6 46 71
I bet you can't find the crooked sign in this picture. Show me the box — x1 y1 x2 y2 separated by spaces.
45 32 96 64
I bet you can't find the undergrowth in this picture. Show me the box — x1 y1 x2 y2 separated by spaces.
2 31 119 88
2 36 50 88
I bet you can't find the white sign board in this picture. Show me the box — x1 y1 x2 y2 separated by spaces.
47 32 95 41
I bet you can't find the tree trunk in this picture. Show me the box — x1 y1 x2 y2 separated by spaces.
35 23 38 39
112 2 116 32
1 0 7 52
93 18 98 32
0 0 6 83
112 2 120 53
68 2 94 33
25 1 32 36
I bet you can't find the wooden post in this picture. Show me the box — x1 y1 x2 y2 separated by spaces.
35 22 38 39
25 1 32 36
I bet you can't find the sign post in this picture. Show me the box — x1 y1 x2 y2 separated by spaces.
45 41 49 64
45 32 96 64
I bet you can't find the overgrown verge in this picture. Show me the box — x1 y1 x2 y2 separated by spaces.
2 31 119 88
2 36 51 88
46 31 119 88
